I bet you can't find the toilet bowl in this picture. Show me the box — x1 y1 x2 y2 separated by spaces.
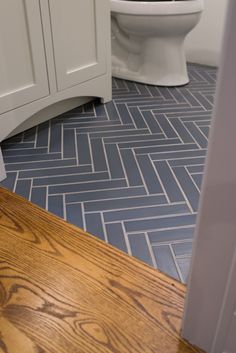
111 0 204 86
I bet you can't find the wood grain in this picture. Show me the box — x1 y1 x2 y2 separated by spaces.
0 187 204 353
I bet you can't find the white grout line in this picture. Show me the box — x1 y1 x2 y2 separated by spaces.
29 179 33 202
81 202 86 231
132 149 149 195
46 186 49 211
166 160 194 214
122 222 132 256
169 244 184 283
32 177 125 188
101 213 108 243
13 171 19 193
149 156 171 204
151 239 193 247
74 129 79 166
104 212 193 224
102 139 111 180
84 201 185 214
63 194 67 221
184 166 201 193
145 232 158 269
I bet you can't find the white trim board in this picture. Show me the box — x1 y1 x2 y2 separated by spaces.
182 1 236 353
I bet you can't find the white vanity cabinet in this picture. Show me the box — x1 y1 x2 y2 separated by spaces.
49 0 107 91
0 0 49 114
0 0 111 181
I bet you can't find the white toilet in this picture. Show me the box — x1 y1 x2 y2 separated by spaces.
111 0 204 86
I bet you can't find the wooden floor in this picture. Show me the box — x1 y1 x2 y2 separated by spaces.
0 187 204 353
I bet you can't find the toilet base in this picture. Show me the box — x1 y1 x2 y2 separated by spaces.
111 34 190 87
112 61 190 87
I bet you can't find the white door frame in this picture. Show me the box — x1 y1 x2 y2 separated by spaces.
182 1 236 352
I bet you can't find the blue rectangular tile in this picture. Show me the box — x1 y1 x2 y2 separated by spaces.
84 194 167 212
33 171 109 187
2 142 35 150
150 148 205 161
63 129 76 158
169 157 205 167
116 104 133 124
76 133 92 165
105 144 125 179
146 85 161 98
84 101 94 113
154 160 184 202
128 233 153 266
194 92 214 110
155 114 177 138
136 155 162 194
179 89 201 107
119 138 180 149
104 203 189 223
66 203 84 229
36 121 49 148
172 242 193 257
85 213 105 241
129 107 148 129
167 88 187 103
125 214 196 233
154 87 172 100
91 138 108 172
49 179 126 195
23 127 36 142
3 148 48 157
152 245 180 281
89 128 148 139
30 187 47 208
15 179 31 199
169 117 194 143
6 159 77 172
148 227 195 244
187 165 204 173
176 257 191 283
136 111 164 132
119 149 143 186
105 101 120 121
192 173 203 189
0 172 17 191
49 121 62 153
66 186 146 203
199 126 210 138
134 143 194 155
48 195 64 219
184 121 208 148
173 166 200 212
73 122 122 133
95 102 106 116
106 223 128 253
19 165 91 178
4 153 62 164
103 133 165 144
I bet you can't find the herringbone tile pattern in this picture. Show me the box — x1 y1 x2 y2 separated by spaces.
0 64 217 283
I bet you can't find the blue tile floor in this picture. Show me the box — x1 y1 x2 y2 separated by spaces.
0 64 217 283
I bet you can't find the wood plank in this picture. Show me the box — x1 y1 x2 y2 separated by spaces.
0 187 204 353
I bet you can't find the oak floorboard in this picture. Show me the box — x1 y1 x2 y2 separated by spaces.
0 187 204 353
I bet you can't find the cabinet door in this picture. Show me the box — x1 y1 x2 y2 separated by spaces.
0 0 49 115
49 0 107 91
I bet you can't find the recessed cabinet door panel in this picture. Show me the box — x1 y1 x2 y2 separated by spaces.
0 0 49 114
49 0 107 91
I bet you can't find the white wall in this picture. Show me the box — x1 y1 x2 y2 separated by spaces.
185 0 228 66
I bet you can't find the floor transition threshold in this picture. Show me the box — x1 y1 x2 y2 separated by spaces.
0 187 204 353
